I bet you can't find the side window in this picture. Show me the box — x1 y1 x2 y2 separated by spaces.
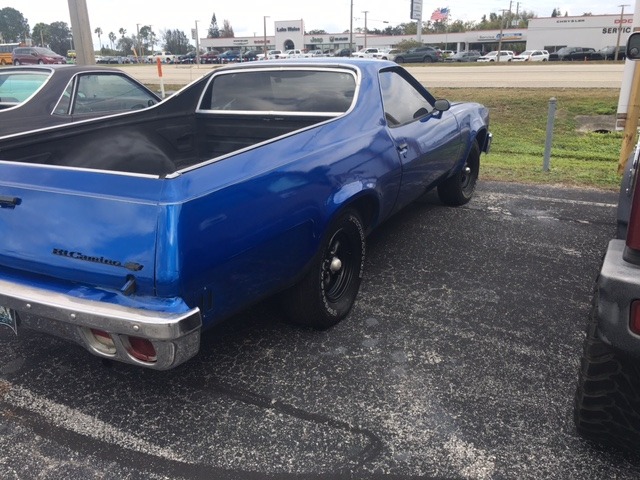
71 74 157 113
379 70 434 127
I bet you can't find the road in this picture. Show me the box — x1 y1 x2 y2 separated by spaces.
1 181 638 479
121 62 625 89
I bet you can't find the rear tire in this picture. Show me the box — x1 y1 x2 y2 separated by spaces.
437 141 480 206
395 57 404 64
282 210 365 329
574 301 640 452
423 56 433 63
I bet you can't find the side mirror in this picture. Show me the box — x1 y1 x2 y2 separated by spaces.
627 32 640 60
434 99 451 112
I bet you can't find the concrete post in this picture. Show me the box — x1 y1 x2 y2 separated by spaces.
543 97 557 172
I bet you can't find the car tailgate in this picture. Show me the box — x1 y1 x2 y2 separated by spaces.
0 161 164 295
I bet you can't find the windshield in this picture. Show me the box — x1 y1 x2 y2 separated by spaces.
34 47 59 56
520 51 533 55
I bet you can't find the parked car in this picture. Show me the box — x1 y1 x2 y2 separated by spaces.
200 51 220 64
441 50 456 58
352 48 381 58
444 51 481 62
0 58 491 369
549 47 602 61
242 50 261 61
334 48 353 57
266 49 283 59
512 50 550 62
598 45 626 60
309 50 329 57
147 51 176 63
373 49 402 61
0 65 160 136
573 30 640 454
96 56 130 64
477 50 515 62
178 51 198 64
218 50 241 63
12 46 66 65
393 46 441 63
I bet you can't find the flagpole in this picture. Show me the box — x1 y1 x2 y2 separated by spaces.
417 9 422 43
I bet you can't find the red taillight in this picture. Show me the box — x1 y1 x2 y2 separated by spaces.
630 300 640 335
125 336 157 363
90 328 116 354
626 172 640 252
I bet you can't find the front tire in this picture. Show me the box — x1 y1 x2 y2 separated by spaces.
437 141 480 206
574 301 640 452
283 210 365 329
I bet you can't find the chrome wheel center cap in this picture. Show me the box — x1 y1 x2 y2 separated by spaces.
330 257 342 273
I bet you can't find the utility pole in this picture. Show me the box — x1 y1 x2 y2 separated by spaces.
497 1 512 62
615 4 630 61
67 0 95 65
263 16 269 57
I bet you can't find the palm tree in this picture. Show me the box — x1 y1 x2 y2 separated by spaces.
108 32 116 50
118 27 126 38
94 27 103 49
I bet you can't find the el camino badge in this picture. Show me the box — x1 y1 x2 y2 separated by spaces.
52 248 143 271
0 306 18 335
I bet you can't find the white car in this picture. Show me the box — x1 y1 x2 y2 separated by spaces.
352 48 381 58
265 50 283 60
372 48 402 61
512 50 550 62
477 50 515 62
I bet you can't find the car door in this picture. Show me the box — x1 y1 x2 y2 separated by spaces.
379 68 463 210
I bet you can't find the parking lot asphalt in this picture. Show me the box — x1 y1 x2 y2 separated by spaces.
1 180 639 479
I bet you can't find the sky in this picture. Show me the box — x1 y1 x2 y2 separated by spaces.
7 0 629 50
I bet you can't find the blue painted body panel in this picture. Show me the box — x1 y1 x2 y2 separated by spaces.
0 59 490 331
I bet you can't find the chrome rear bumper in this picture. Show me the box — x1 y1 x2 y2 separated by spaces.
0 277 202 370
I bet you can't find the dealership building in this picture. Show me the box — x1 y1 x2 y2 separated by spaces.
199 14 633 55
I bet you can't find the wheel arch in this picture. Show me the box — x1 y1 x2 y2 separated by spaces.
332 190 381 236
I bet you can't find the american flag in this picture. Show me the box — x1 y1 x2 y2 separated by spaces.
431 7 450 22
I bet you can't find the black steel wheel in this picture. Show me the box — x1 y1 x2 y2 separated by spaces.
437 140 480 206
574 300 640 452
282 210 365 329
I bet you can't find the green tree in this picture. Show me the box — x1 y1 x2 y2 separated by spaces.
220 19 234 38
0 7 29 42
308 29 327 34
117 34 136 56
208 13 219 38
163 29 191 54
551 8 558 17
395 39 422 51
94 27 102 48
48 21 71 55
32 22 49 46
138 25 154 54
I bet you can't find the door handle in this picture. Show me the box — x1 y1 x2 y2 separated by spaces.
397 143 408 155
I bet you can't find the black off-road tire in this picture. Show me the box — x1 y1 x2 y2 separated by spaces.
437 140 480 206
283 210 365 329
574 301 640 452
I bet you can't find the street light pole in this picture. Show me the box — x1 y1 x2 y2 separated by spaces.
194 20 200 66
362 11 368 48
615 4 630 61
263 16 269 57
349 0 353 52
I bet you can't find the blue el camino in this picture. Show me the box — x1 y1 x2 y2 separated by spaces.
0 59 491 369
